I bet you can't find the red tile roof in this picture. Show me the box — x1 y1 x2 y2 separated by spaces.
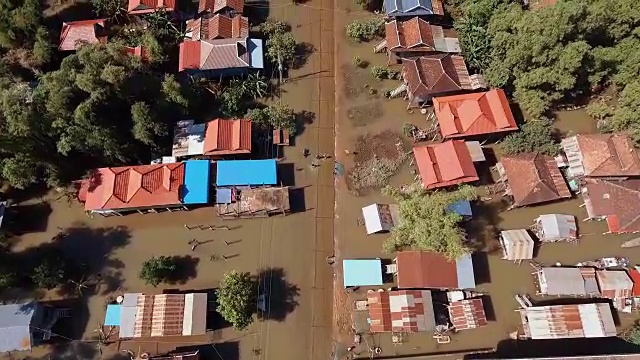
395 251 460 289
59 19 107 51
500 153 571 207
573 134 640 177
368 290 435 332
413 140 478 189
128 0 175 14
203 118 251 155
385 18 458 53
199 0 244 14
178 38 250 72
448 298 488 331
434 89 518 138
402 54 472 103
81 163 185 211
582 179 640 233
627 268 640 297
187 15 249 41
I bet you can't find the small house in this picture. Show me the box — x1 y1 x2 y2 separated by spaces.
178 38 264 77
0 301 66 352
59 19 108 51
432 89 518 140
413 140 481 190
368 290 436 332
383 0 444 17
128 0 175 14
215 159 277 187
186 14 249 41
596 270 633 312
532 214 578 243
561 134 640 179
581 179 640 234
362 203 400 234
519 303 616 339
394 251 476 289
534 267 600 297
199 0 244 15
377 18 459 64
215 187 290 219
447 298 488 331
497 153 571 207
343 259 383 288
499 229 534 262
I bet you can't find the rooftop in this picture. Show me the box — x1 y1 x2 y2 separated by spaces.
395 251 475 289
216 187 291 215
536 267 599 297
629 267 640 297
0 302 38 352
596 270 633 292
128 0 175 14
186 14 249 41
402 54 472 104
448 298 488 331
499 229 535 261
199 0 244 14
581 179 640 233
433 89 518 139
368 290 436 332
215 159 277 187
562 134 640 178
59 19 107 51
499 153 571 207
178 38 263 73
520 303 616 339
384 0 444 16
203 118 251 155
343 259 383 287
385 18 459 53
413 140 479 189
362 203 400 234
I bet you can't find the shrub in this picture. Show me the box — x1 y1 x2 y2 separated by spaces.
346 17 384 42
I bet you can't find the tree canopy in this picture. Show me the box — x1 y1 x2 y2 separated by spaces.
499 120 559 156
381 184 476 260
139 256 178 287
247 101 296 132
216 271 256 331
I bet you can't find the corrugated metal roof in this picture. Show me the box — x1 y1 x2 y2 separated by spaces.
128 0 176 13
203 118 251 155
0 302 38 352
396 251 475 289
448 298 488 331
535 214 577 241
384 0 444 16
413 140 479 189
500 229 534 261
521 303 616 339
368 290 435 332
581 179 640 233
537 267 588 296
571 134 640 177
362 203 399 234
402 54 472 105
59 19 107 51
343 259 383 287
596 270 633 292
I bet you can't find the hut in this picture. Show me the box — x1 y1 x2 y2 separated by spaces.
499 230 534 263
534 267 600 297
447 298 488 331
519 303 616 339
560 134 640 179
361 203 400 235
215 187 290 219
394 251 476 289
343 259 383 288
532 214 578 243
596 270 633 312
368 290 436 333
581 179 640 234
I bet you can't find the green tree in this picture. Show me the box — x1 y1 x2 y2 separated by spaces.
31 27 52 66
92 0 125 18
381 184 476 260
259 19 290 37
0 0 41 49
247 101 296 132
499 120 559 156
266 31 297 80
31 250 67 289
216 271 256 331
139 256 178 287
345 17 384 42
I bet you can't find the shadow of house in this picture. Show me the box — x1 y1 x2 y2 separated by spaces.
173 343 239 360
471 252 491 285
5 203 53 235
244 0 269 27
466 338 640 359
205 290 233 331
277 163 296 187
481 295 496 322
288 187 306 213
255 267 300 322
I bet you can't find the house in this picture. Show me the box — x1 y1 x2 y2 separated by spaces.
379 18 459 63
561 134 640 178
368 290 436 332
59 19 107 51
433 89 518 139
580 179 640 233
394 251 476 289
128 0 175 14
79 160 210 216
413 140 480 190
534 267 600 297
215 187 291 219
199 0 244 15
497 153 571 207
532 214 578 243
0 302 62 352
596 270 633 312
343 259 383 288
361 203 400 234
447 298 488 331
499 229 535 262
104 293 207 338
178 38 263 77
519 303 616 339
215 159 277 187
384 0 444 17
401 54 480 108
172 118 251 158
186 14 249 41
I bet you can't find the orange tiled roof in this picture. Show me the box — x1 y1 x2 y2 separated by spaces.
402 54 472 101
82 163 185 211
59 19 107 51
501 153 571 207
199 0 244 14
434 89 518 138
203 118 251 155
187 15 249 41
385 18 458 53
413 140 478 189
128 0 175 14
574 134 640 177
582 179 640 233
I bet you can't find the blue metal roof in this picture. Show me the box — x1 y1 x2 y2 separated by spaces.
182 160 211 204
216 159 277 186
249 38 264 69
384 0 435 15
455 254 476 289
447 200 472 217
216 188 232 204
343 259 383 287
104 304 121 326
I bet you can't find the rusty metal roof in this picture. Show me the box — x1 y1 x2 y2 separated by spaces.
402 54 472 101
203 118 251 155
395 251 475 289
368 290 436 333
520 303 616 339
573 134 640 177
448 298 488 331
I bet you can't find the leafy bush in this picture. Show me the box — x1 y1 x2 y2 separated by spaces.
216 271 256 330
346 17 384 42
499 120 559 156
139 256 178 287
370 66 399 80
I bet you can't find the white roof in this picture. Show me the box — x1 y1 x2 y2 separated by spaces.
172 120 206 158
362 204 399 235
537 267 587 296
500 229 534 260
182 293 208 335
596 270 633 291
522 303 616 339
535 214 577 241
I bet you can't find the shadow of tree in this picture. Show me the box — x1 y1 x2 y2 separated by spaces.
464 200 507 253
254 267 300 322
295 110 315 137
292 42 315 70
166 255 199 285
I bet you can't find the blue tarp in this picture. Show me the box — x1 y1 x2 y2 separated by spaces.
447 200 472 217
343 259 383 287
182 160 211 204
216 159 277 186
104 304 121 326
